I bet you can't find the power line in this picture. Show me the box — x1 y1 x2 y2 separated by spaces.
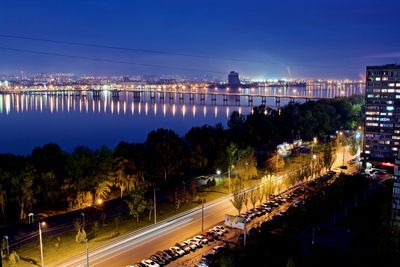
0 46 226 74
0 33 264 64
0 33 360 70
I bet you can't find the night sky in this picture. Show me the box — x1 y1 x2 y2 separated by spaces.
1 0 400 79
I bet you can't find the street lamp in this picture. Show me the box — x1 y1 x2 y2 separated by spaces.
216 169 221 176
85 238 89 267
312 154 317 179
28 212 34 224
3 235 9 256
39 221 46 267
201 199 205 233
339 131 345 165
96 198 103 205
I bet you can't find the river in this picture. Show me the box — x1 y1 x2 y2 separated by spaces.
0 84 364 154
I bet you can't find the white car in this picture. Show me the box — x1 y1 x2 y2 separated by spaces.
141 259 160 267
187 238 202 247
170 246 185 256
193 235 208 244
183 240 198 250
213 225 228 233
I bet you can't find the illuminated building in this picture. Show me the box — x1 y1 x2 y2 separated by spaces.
393 155 400 227
364 64 400 166
228 71 240 87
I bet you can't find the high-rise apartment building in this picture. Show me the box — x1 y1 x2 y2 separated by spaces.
364 64 400 166
228 71 240 87
393 155 400 227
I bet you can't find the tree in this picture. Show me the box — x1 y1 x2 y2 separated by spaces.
112 158 138 198
226 142 238 171
230 181 246 215
125 188 147 222
12 166 37 220
236 147 258 182
249 189 259 208
96 179 113 200
0 183 6 217
323 143 336 171
258 186 265 205
145 129 185 182
263 175 276 197
265 154 285 173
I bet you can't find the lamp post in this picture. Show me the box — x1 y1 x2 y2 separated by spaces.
339 131 345 165
201 199 205 233
3 235 9 255
28 212 34 224
85 238 89 267
39 221 46 267
312 154 317 179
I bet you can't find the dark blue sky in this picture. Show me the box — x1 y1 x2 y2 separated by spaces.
1 0 400 79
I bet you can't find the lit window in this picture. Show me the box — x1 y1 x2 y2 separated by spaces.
387 106 394 111
375 77 381 81
389 83 395 87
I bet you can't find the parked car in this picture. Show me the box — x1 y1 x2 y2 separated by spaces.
155 251 172 262
141 259 160 267
206 231 220 240
163 249 179 259
196 260 209 267
150 255 166 266
213 225 228 233
183 240 199 250
213 245 225 253
193 235 209 244
208 228 224 236
170 246 185 256
175 242 192 253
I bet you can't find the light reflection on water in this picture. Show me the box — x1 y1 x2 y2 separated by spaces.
0 85 364 154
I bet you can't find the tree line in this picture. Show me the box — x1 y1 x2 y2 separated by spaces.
0 95 364 223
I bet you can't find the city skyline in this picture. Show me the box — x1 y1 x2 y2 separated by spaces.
1 0 400 79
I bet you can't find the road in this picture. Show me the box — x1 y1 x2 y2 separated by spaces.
56 146 354 267
54 195 237 267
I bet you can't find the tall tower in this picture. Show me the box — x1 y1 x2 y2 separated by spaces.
364 64 400 167
228 71 240 88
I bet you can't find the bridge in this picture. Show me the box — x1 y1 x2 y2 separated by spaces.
0 88 339 109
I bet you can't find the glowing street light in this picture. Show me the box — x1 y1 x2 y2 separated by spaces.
39 221 46 267
96 198 103 205
216 169 221 176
